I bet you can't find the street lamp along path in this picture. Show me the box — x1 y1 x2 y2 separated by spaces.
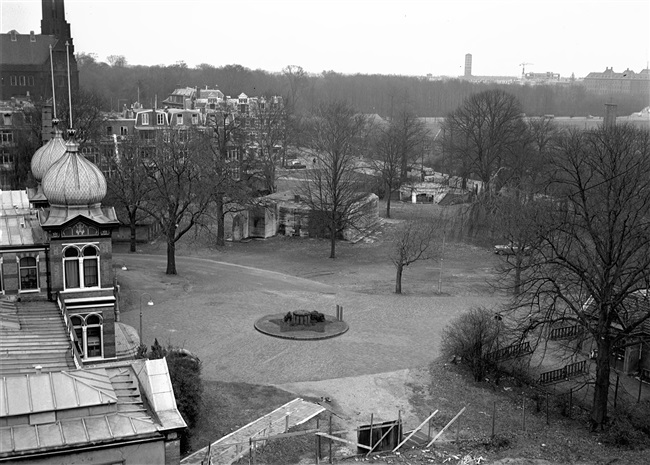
139 293 154 345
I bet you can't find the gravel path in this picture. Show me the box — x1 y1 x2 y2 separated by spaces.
115 253 503 385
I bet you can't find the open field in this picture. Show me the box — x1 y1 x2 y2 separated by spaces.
113 200 649 463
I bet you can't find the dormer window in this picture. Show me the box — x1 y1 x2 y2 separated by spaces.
141 113 150 125
191 113 198 125
176 114 183 125
157 113 165 125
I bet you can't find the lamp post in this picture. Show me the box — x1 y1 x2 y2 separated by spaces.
139 293 154 345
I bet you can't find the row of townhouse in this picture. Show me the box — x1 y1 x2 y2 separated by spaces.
85 87 286 184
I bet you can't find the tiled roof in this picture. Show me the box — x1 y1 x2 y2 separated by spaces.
0 32 56 66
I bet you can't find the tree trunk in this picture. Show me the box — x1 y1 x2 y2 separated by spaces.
329 231 336 259
129 209 137 253
514 254 522 295
166 236 177 275
591 337 612 430
395 264 403 294
385 188 392 218
215 196 225 247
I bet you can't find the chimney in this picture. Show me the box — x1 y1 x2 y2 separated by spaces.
604 103 617 130
30 30 36 42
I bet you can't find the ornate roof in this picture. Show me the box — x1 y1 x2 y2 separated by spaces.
31 124 67 182
41 137 107 207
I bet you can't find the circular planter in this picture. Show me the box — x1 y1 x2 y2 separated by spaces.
254 313 349 340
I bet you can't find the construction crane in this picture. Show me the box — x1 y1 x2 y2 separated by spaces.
519 62 533 79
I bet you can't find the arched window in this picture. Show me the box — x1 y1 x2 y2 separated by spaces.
85 314 103 358
64 247 80 288
70 315 84 354
70 314 104 359
82 246 99 287
19 257 38 291
63 245 100 290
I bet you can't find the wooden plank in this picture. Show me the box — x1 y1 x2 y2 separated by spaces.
392 410 438 452
366 421 399 457
316 432 372 451
181 398 324 465
426 407 466 447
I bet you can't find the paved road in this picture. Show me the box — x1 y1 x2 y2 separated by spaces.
115 253 502 385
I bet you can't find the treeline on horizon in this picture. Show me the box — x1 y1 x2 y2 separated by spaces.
77 54 647 118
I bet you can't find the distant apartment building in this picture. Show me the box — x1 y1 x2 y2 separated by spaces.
583 67 650 96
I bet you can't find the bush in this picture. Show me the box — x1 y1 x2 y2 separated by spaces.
439 306 500 382
143 339 203 454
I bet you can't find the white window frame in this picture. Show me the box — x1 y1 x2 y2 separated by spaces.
157 113 165 125
71 313 104 360
0 256 4 295
18 255 40 293
191 113 198 125
62 244 101 291
141 113 150 125
176 114 183 125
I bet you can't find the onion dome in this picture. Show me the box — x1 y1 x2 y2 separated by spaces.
42 133 107 206
31 119 67 182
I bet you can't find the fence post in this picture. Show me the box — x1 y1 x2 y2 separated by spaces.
249 437 253 465
614 374 620 409
369 413 374 453
546 392 549 425
317 418 321 459
285 414 290 433
522 394 526 431
569 388 573 419
315 434 320 464
491 401 496 438
329 413 333 464
456 413 461 442
427 411 432 440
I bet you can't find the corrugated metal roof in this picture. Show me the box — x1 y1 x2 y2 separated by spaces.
0 190 46 247
0 364 165 457
0 370 117 417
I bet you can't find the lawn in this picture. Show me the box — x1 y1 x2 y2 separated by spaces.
119 200 649 464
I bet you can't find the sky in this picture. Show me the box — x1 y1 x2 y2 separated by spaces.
1 0 649 78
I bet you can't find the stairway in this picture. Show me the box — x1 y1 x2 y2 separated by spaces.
0 300 75 377
106 367 149 418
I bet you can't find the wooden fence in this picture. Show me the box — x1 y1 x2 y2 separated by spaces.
487 341 532 362
539 360 587 384
549 325 582 340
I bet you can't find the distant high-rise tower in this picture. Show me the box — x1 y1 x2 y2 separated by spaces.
464 53 472 77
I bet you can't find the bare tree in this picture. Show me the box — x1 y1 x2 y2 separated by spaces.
142 128 214 274
503 124 650 429
247 96 286 194
300 101 372 258
389 218 441 294
371 110 429 218
441 89 525 195
205 103 248 246
105 135 153 252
